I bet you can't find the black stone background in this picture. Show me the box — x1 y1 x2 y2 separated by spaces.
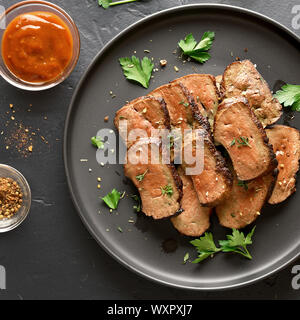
0 0 299 300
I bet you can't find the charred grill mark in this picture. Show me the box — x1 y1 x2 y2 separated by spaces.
167 163 183 203
178 82 212 134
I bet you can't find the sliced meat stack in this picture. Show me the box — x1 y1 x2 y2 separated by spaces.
115 96 182 219
114 60 300 235
150 82 232 207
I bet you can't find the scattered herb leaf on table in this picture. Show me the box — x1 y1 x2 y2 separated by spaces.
98 0 139 9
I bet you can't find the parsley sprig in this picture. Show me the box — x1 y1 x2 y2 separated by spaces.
190 233 221 263
274 84 300 111
161 185 173 197
219 227 256 260
178 31 215 63
119 55 154 88
136 169 148 182
98 0 138 9
190 227 256 263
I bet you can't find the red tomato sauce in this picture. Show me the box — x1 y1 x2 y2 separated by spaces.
2 11 73 83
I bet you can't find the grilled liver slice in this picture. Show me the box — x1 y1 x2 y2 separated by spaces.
124 142 182 219
115 96 183 219
214 97 277 181
221 59 282 127
171 167 212 236
266 125 300 204
151 82 232 206
216 168 277 229
171 74 219 127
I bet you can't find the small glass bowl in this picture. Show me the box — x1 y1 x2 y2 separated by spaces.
0 0 80 91
0 164 31 232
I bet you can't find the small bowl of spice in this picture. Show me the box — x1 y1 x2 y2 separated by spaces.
0 164 31 232
0 0 80 91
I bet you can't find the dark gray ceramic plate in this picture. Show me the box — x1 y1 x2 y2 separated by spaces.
64 4 300 290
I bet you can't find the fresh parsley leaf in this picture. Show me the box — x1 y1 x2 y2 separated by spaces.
131 195 141 212
119 55 154 88
178 31 215 64
219 227 256 259
178 33 198 52
136 169 148 182
91 136 104 149
161 185 173 197
274 84 300 112
98 0 110 8
190 232 221 263
102 189 121 210
194 31 215 51
98 0 138 9
237 180 249 191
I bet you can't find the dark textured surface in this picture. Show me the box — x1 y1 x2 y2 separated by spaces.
0 0 299 300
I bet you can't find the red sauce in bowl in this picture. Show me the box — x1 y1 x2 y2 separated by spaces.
1 11 73 83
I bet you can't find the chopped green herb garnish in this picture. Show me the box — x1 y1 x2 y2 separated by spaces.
136 169 148 182
91 136 104 149
131 195 141 212
237 136 251 148
119 55 154 88
117 226 123 233
237 180 249 191
161 185 173 197
178 31 215 64
274 84 300 111
183 252 190 264
98 0 139 9
230 139 236 147
179 100 189 107
102 189 121 210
